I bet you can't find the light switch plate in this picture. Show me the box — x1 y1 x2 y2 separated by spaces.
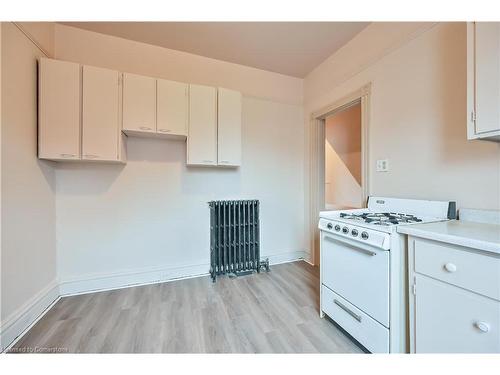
376 159 389 172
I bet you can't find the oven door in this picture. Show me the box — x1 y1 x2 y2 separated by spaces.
321 231 390 327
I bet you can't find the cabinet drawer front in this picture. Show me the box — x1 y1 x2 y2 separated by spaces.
321 232 390 326
415 275 500 353
414 238 500 300
321 285 389 353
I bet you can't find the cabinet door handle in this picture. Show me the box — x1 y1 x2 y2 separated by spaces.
140 126 152 131
203 160 214 163
444 263 457 273
334 299 362 322
84 154 99 159
158 129 171 133
474 321 490 333
219 160 229 164
60 153 76 158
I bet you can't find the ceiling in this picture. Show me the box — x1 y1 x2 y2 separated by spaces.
59 22 369 78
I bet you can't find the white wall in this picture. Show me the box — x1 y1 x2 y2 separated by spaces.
15 22 55 57
1 23 58 348
305 22 500 262
53 25 306 291
54 24 303 106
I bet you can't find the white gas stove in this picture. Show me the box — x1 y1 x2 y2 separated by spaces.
319 196 456 353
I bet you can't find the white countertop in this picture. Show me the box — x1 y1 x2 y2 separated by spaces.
397 220 500 255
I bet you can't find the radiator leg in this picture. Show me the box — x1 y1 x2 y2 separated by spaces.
259 258 270 273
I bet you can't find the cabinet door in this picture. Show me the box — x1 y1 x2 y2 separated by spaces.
187 84 217 165
217 88 242 166
82 66 120 161
122 73 156 133
474 23 500 135
38 58 80 160
415 274 500 353
157 79 188 136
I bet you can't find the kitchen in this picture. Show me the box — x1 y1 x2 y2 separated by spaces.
1 4 500 372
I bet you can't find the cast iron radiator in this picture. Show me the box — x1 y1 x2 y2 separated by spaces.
209 200 269 282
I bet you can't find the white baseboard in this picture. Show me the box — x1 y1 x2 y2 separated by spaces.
264 250 310 265
0 279 59 351
59 263 210 296
60 250 310 296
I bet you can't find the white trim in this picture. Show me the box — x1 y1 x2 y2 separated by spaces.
3 297 61 353
0 279 59 351
265 250 310 265
308 84 372 266
59 250 309 296
59 263 210 296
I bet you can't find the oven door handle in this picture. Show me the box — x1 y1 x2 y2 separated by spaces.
324 234 377 256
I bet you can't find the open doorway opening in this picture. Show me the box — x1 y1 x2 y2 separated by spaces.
324 102 363 210
308 84 370 265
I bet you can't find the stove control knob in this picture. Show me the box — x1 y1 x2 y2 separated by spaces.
334 225 341 232
351 229 359 237
326 223 333 230
342 227 349 234
361 231 369 240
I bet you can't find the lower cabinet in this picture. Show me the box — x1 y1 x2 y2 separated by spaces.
414 274 500 353
409 237 500 353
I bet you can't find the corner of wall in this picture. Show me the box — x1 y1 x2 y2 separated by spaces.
13 22 55 58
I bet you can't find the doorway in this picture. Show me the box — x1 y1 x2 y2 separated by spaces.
324 102 363 210
308 84 371 265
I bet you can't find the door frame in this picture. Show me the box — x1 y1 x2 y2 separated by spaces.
308 83 371 265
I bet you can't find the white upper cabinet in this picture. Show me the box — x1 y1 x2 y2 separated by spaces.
37 58 242 166
467 22 500 141
82 65 121 161
157 79 188 137
187 84 217 165
38 58 81 160
122 73 156 133
217 88 242 166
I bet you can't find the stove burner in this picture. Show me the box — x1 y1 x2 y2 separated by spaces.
339 212 423 225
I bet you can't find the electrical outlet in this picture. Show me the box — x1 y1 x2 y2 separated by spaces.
376 159 389 172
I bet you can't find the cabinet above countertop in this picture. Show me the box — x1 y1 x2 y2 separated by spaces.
467 22 500 142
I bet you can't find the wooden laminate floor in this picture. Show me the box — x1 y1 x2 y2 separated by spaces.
11 261 363 353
